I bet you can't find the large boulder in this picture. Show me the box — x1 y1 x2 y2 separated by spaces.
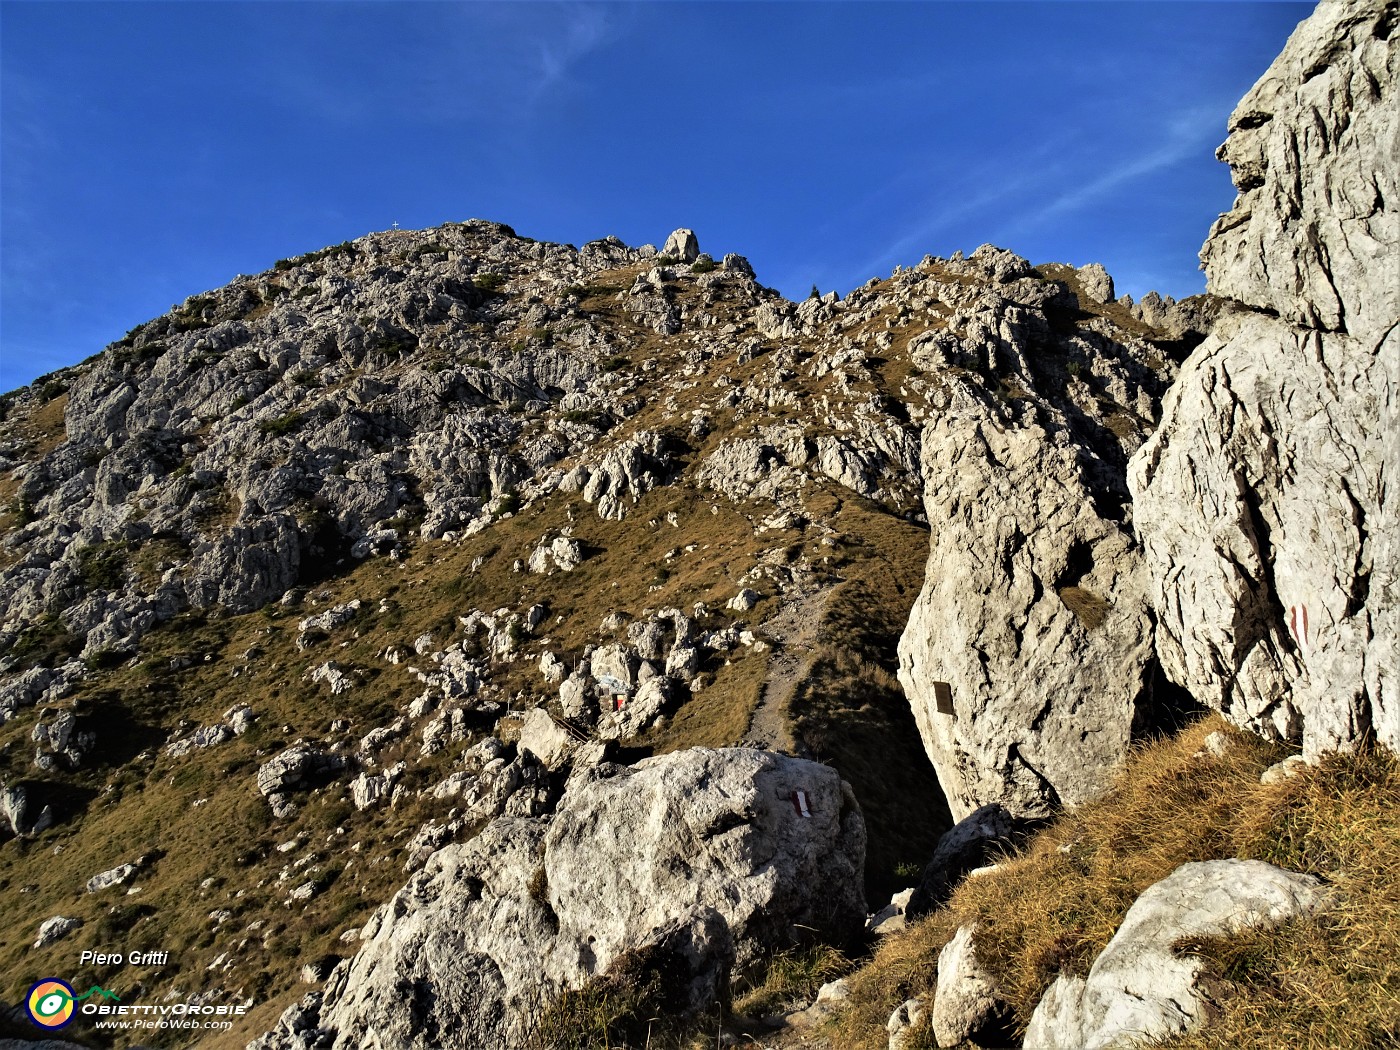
256 743 349 796
1130 0 1398 758
1 783 54 838
898 358 1156 819
931 925 1005 1048
899 419 1154 819
297 748 865 1049
1023 860 1332 1049
908 804 1032 916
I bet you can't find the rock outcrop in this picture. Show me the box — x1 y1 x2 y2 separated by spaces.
271 747 864 1050
0 782 53 838
1130 0 1399 758
931 925 1005 1048
897 247 1181 819
1023 859 1332 1049
908 803 1032 916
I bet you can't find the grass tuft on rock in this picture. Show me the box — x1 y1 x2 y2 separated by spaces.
732 944 851 1018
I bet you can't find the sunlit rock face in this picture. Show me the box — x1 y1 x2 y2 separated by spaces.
1131 0 1398 758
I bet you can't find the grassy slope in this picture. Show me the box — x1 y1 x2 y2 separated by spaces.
0 467 946 1048
788 494 953 903
0 248 1228 1049
828 717 1400 1049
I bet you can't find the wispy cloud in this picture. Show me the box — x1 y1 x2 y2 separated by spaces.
254 2 628 128
828 99 1231 290
839 166 1048 285
533 3 619 100
991 103 1227 244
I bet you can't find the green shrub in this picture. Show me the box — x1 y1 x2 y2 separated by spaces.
371 332 418 358
112 341 168 367
85 646 128 671
77 541 128 591
9 614 80 667
273 241 357 274
690 255 717 274
474 272 506 292
561 409 606 428
600 355 629 373
258 412 306 437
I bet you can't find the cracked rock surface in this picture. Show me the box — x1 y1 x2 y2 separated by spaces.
1131 0 1398 758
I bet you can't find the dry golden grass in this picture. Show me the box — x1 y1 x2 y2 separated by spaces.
641 647 766 753
733 944 851 1018
28 391 70 457
0 472 834 1047
1168 751 1400 1049
829 717 1400 1049
1057 585 1110 631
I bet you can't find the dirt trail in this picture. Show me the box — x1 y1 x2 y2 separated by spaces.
741 588 832 753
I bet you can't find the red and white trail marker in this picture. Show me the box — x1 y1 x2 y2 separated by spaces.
1289 603 1311 653
791 790 811 818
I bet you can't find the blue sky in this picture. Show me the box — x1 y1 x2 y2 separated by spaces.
1 1 1311 392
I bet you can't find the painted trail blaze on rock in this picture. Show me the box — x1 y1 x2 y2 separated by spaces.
263 747 865 1050
1130 0 1398 759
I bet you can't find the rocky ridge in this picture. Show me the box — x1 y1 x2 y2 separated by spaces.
0 213 1197 1045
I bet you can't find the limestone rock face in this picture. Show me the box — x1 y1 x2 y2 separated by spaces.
661 228 700 263
1131 0 1399 757
1201 0 1398 342
0 783 53 838
543 748 865 970
256 743 350 799
306 748 864 1050
897 246 1174 820
34 915 83 948
1023 860 1332 1050
931 925 1003 1048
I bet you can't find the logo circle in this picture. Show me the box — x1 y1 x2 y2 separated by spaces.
26 979 76 1029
